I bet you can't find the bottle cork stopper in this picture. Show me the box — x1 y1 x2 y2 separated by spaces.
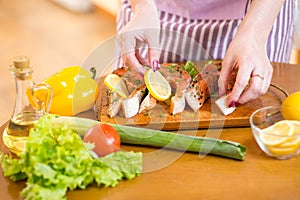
13 56 30 69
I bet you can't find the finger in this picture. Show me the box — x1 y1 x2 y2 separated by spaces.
148 48 161 70
227 62 252 106
122 52 147 74
237 73 266 104
218 58 234 97
135 49 149 66
118 31 147 74
238 65 272 104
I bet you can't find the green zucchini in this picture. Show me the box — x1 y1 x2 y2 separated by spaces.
110 124 245 160
51 116 246 160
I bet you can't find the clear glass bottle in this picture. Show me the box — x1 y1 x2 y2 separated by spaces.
2 56 53 155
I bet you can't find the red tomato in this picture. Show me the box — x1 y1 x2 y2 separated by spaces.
83 123 120 157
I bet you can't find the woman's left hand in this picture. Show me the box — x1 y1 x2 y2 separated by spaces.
218 32 273 107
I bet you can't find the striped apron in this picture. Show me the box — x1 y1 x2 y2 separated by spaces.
116 0 296 67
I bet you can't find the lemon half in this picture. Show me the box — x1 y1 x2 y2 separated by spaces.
104 74 129 98
144 69 171 101
281 91 300 121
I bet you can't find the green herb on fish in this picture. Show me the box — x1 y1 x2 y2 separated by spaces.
184 60 199 78
167 65 175 73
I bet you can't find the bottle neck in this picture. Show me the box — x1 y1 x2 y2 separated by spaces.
11 68 43 121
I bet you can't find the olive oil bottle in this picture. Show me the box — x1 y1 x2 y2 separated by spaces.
2 56 53 155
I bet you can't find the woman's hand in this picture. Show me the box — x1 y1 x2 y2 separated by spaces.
218 33 273 106
117 0 160 74
218 0 285 106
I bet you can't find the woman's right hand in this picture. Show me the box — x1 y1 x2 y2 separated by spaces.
117 0 161 74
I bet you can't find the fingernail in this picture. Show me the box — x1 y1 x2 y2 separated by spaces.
153 60 159 71
228 101 240 108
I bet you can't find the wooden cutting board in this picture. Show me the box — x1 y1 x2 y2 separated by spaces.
94 73 287 130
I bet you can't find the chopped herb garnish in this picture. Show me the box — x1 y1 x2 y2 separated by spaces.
167 66 175 73
133 79 142 86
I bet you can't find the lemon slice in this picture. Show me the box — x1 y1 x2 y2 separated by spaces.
259 120 294 146
259 134 288 146
104 74 129 98
268 145 299 156
144 69 171 101
290 120 300 134
275 120 300 148
276 136 300 148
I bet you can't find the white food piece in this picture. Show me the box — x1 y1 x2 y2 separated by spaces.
122 97 140 118
170 94 186 115
185 90 201 112
122 86 146 118
139 93 157 114
215 94 236 116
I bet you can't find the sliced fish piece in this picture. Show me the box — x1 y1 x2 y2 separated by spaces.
121 68 145 95
107 91 123 118
121 85 146 118
158 64 192 94
185 64 219 112
170 94 186 115
139 93 157 114
185 89 202 112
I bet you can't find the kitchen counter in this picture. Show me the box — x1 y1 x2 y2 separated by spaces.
1 62 300 200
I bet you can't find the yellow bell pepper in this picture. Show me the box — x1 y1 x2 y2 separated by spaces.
44 66 99 116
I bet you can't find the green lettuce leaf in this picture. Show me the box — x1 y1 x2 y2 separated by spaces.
0 115 142 200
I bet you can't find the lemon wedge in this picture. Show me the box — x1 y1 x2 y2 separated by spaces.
144 69 171 101
104 74 129 98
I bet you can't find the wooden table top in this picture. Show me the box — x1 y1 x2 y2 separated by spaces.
1 62 300 200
